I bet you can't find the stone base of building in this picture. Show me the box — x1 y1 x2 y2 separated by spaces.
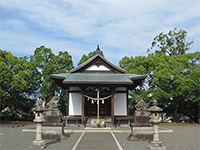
42 124 65 140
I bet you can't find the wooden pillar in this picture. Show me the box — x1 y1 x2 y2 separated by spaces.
111 95 114 125
126 88 129 117
82 95 85 123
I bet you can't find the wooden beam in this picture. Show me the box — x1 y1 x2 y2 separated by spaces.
82 95 85 124
111 95 114 125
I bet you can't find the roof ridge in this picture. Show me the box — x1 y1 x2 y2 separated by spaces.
68 53 130 73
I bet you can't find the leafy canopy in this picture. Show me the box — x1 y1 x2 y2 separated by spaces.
30 46 74 115
0 49 40 120
120 28 200 123
147 28 193 56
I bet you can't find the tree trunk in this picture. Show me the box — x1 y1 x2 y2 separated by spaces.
192 104 199 123
172 100 180 123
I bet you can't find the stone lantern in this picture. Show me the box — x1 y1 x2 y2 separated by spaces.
31 99 46 148
148 100 166 150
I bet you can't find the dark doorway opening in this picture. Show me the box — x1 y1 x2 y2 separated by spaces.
85 97 111 117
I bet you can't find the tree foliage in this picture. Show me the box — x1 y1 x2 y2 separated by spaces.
147 28 193 56
0 46 74 120
30 46 74 115
120 51 200 123
77 52 93 66
0 49 40 120
120 28 200 123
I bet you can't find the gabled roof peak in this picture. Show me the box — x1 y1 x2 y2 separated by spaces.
93 45 104 57
68 45 131 73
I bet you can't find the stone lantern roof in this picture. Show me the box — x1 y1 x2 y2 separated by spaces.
148 100 163 112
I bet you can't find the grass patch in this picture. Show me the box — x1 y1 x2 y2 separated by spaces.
160 122 199 126
0 121 34 124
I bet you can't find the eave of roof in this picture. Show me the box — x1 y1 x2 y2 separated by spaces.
50 73 146 85
50 73 66 80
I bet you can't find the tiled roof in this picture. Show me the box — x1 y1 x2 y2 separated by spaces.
50 47 146 86
50 73 146 84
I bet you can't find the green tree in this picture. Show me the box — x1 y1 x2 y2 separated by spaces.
120 52 200 123
150 52 199 122
30 46 74 115
120 28 200 123
77 52 93 66
146 28 198 122
0 49 40 120
147 28 193 56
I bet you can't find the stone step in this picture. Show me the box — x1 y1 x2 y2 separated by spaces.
85 118 112 127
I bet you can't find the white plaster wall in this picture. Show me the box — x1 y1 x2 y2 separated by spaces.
114 93 127 116
86 64 110 71
69 93 82 115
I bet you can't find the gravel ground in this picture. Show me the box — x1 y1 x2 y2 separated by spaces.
0 125 81 150
76 132 118 150
0 124 199 150
160 125 200 150
115 125 200 150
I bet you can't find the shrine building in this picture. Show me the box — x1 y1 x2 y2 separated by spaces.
50 46 146 127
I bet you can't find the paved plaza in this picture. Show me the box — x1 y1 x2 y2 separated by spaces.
0 123 199 150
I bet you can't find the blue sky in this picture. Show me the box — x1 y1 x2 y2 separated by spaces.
0 0 200 66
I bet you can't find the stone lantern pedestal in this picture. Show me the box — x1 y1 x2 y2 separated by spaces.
30 99 46 148
148 100 166 150
32 120 46 148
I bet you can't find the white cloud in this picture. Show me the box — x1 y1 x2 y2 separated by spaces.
0 0 199 66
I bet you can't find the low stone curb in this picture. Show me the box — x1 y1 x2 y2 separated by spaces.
22 128 173 133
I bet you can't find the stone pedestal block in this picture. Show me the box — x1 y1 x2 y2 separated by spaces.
127 97 154 141
127 126 153 141
128 109 153 141
42 123 65 140
42 96 65 140
45 111 61 122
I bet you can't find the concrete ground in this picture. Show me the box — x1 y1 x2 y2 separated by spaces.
0 124 199 150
